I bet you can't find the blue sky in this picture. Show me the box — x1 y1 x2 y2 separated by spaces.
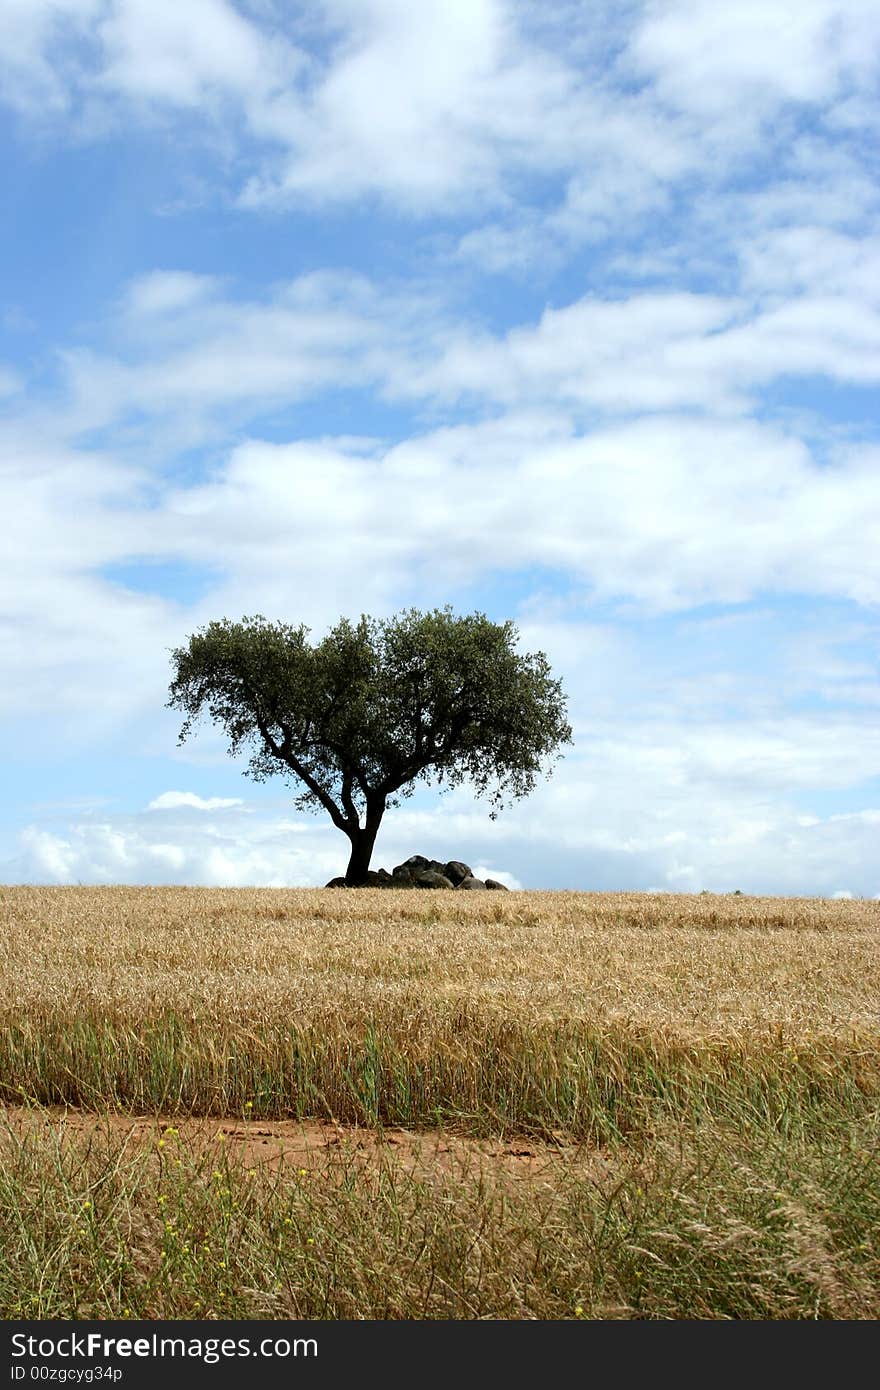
1 0 879 894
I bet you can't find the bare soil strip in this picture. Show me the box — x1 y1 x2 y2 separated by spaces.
4 1105 610 1184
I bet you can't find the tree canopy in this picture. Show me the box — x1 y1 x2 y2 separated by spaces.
167 606 572 884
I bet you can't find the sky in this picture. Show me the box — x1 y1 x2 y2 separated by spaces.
1 0 879 895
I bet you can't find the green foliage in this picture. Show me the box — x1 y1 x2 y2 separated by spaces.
167 607 573 843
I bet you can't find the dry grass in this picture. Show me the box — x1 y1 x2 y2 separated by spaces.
1 1101 877 1320
0 885 877 1317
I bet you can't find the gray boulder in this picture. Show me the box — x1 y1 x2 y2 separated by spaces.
325 876 348 888
485 879 509 891
392 856 449 882
443 860 473 886
456 876 487 890
413 869 455 889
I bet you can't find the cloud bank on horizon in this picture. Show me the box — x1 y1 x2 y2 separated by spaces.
1 0 878 895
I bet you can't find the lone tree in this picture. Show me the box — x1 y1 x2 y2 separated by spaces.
167 606 572 885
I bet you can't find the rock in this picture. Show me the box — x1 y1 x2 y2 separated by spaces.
362 869 394 886
413 869 454 889
443 860 473 886
327 856 516 889
392 856 449 883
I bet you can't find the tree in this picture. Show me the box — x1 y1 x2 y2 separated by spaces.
167 606 573 885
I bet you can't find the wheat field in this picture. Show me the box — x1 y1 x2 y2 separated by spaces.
5 886 878 1031
2 886 877 1128
1 886 878 1318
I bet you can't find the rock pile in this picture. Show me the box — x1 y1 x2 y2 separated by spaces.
326 854 509 890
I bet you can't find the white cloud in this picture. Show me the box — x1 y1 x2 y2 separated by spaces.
5 816 343 887
394 292 748 412
736 225 880 304
162 417 880 611
631 0 880 120
57 270 443 450
0 0 874 342
28 266 880 458
74 266 880 438
2 0 868 230
147 790 244 810
0 0 103 113
393 285 880 409
239 0 590 211
124 271 224 317
456 219 555 277
94 0 300 109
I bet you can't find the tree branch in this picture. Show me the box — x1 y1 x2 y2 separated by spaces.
339 766 359 827
254 711 354 835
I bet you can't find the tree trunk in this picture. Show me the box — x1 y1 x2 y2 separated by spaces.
344 823 380 885
343 792 387 886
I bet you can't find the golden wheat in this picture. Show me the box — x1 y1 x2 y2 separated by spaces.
2 887 876 1038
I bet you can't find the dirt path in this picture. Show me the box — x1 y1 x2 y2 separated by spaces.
3 1106 610 1185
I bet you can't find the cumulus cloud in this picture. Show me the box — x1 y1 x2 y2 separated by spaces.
143 419 880 610
3 817 340 888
